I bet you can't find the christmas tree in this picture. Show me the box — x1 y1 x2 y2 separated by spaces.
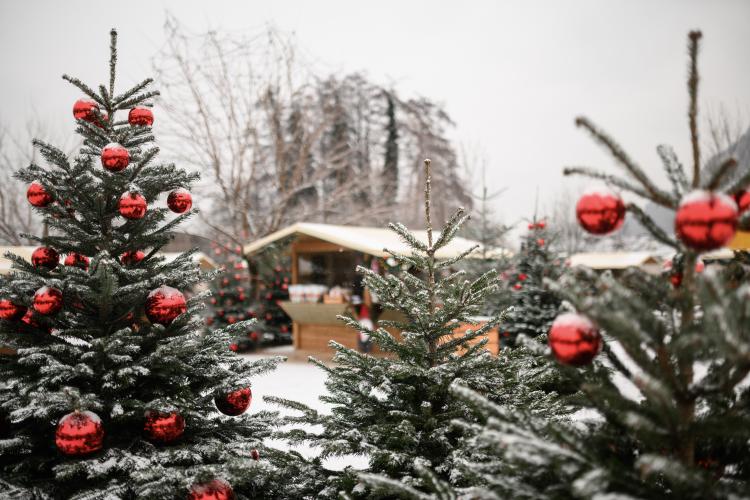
365 30 750 499
270 159 506 497
499 219 562 346
0 30 303 498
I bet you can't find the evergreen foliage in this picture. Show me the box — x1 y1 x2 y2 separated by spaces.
0 30 306 498
269 159 506 497
363 30 750 499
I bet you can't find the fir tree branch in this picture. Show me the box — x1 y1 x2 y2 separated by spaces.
687 31 702 187
656 145 689 198
705 157 737 190
563 166 675 208
626 203 679 249
109 28 118 99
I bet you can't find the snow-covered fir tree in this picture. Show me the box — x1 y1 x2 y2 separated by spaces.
0 29 311 498
499 220 563 346
362 30 750 499
269 159 506 497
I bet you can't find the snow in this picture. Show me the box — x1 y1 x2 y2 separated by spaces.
679 190 737 211
551 313 595 331
581 186 621 199
242 347 369 471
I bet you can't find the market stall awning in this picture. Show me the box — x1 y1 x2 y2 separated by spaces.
0 247 216 275
243 222 510 260
567 251 662 272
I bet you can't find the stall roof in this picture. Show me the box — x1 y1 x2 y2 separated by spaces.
0 247 216 275
567 251 661 270
243 222 510 260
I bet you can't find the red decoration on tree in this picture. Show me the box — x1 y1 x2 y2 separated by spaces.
576 188 626 235
101 143 130 172
118 192 147 220
72 98 100 122
128 106 154 127
167 188 192 213
0 300 27 321
664 258 705 288
27 182 53 207
513 283 522 290
675 191 738 251
121 250 146 266
33 286 63 316
145 285 187 325
214 387 252 416
229 343 238 352
144 411 185 444
21 309 40 329
188 478 235 500
250 448 260 460
733 190 750 214
518 273 528 281
64 253 89 270
31 247 59 270
548 313 601 366
55 410 104 456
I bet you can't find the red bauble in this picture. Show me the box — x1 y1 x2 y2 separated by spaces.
55 410 104 456
548 313 601 366
33 286 63 316
537 221 546 229
121 250 146 266
31 247 59 270
249 331 259 342
250 449 260 460
229 343 238 352
0 300 27 321
101 143 130 172
118 192 147 220
518 273 528 281
72 98 100 122
167 188 192 213
513 283 522 290
227 316 236 324
188 478 235 500
733 190 750 214
664 258 705 288
128 106 154 127
214 387 252 416
64 253 89 270
576 188 626 235
145 285 187 325
27 182 53 207
675 191 738 251
144 411 185 444
21 309 40 329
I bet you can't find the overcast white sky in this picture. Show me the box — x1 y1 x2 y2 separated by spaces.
1 0 748 231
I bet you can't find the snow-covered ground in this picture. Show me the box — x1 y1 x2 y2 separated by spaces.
242 346 368 470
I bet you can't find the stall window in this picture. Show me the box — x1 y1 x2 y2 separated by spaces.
297 251 361 288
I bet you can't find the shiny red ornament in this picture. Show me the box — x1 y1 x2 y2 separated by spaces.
518 273 528 281
227 316 236 324
733 190 750 214
537 221 546 229
145 285 187 325
31 247 59 270
64 253 89 270
21 309 40 329
0 300 27 321
229 343 239 352
121 250 146 266
167 189 192 213
55 410 104 456
118 192 147 220
537 238 545 246
548 313 601 366
214 387 252 416
675 191 738 251
144 411 184 444
27 182 53 207
576 188 626 235
249 331 259 342
664 258 705 288
101 143 130 172
72 98 100 122
513 283 522 290
128 106 154 127
33 286 63 316
188 478 235 500
250 449 260 460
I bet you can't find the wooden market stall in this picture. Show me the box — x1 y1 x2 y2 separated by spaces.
243 222 508 354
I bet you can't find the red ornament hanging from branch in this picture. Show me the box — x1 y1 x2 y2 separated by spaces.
27 182 53 207
121 250 146 266
64 253 90 271
128 106 154 127
72 98 100 122
31 247 59 270
167 189 192 213
675 191 737 251
55 410 104 456
101 143 130 172
548 313 601 366
144 411 185 444
33 286 63 316
118 192 147 220
0 300 27 321
576 188 626 235
214 387 252 416
187 478 235 500
145 285 187 325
